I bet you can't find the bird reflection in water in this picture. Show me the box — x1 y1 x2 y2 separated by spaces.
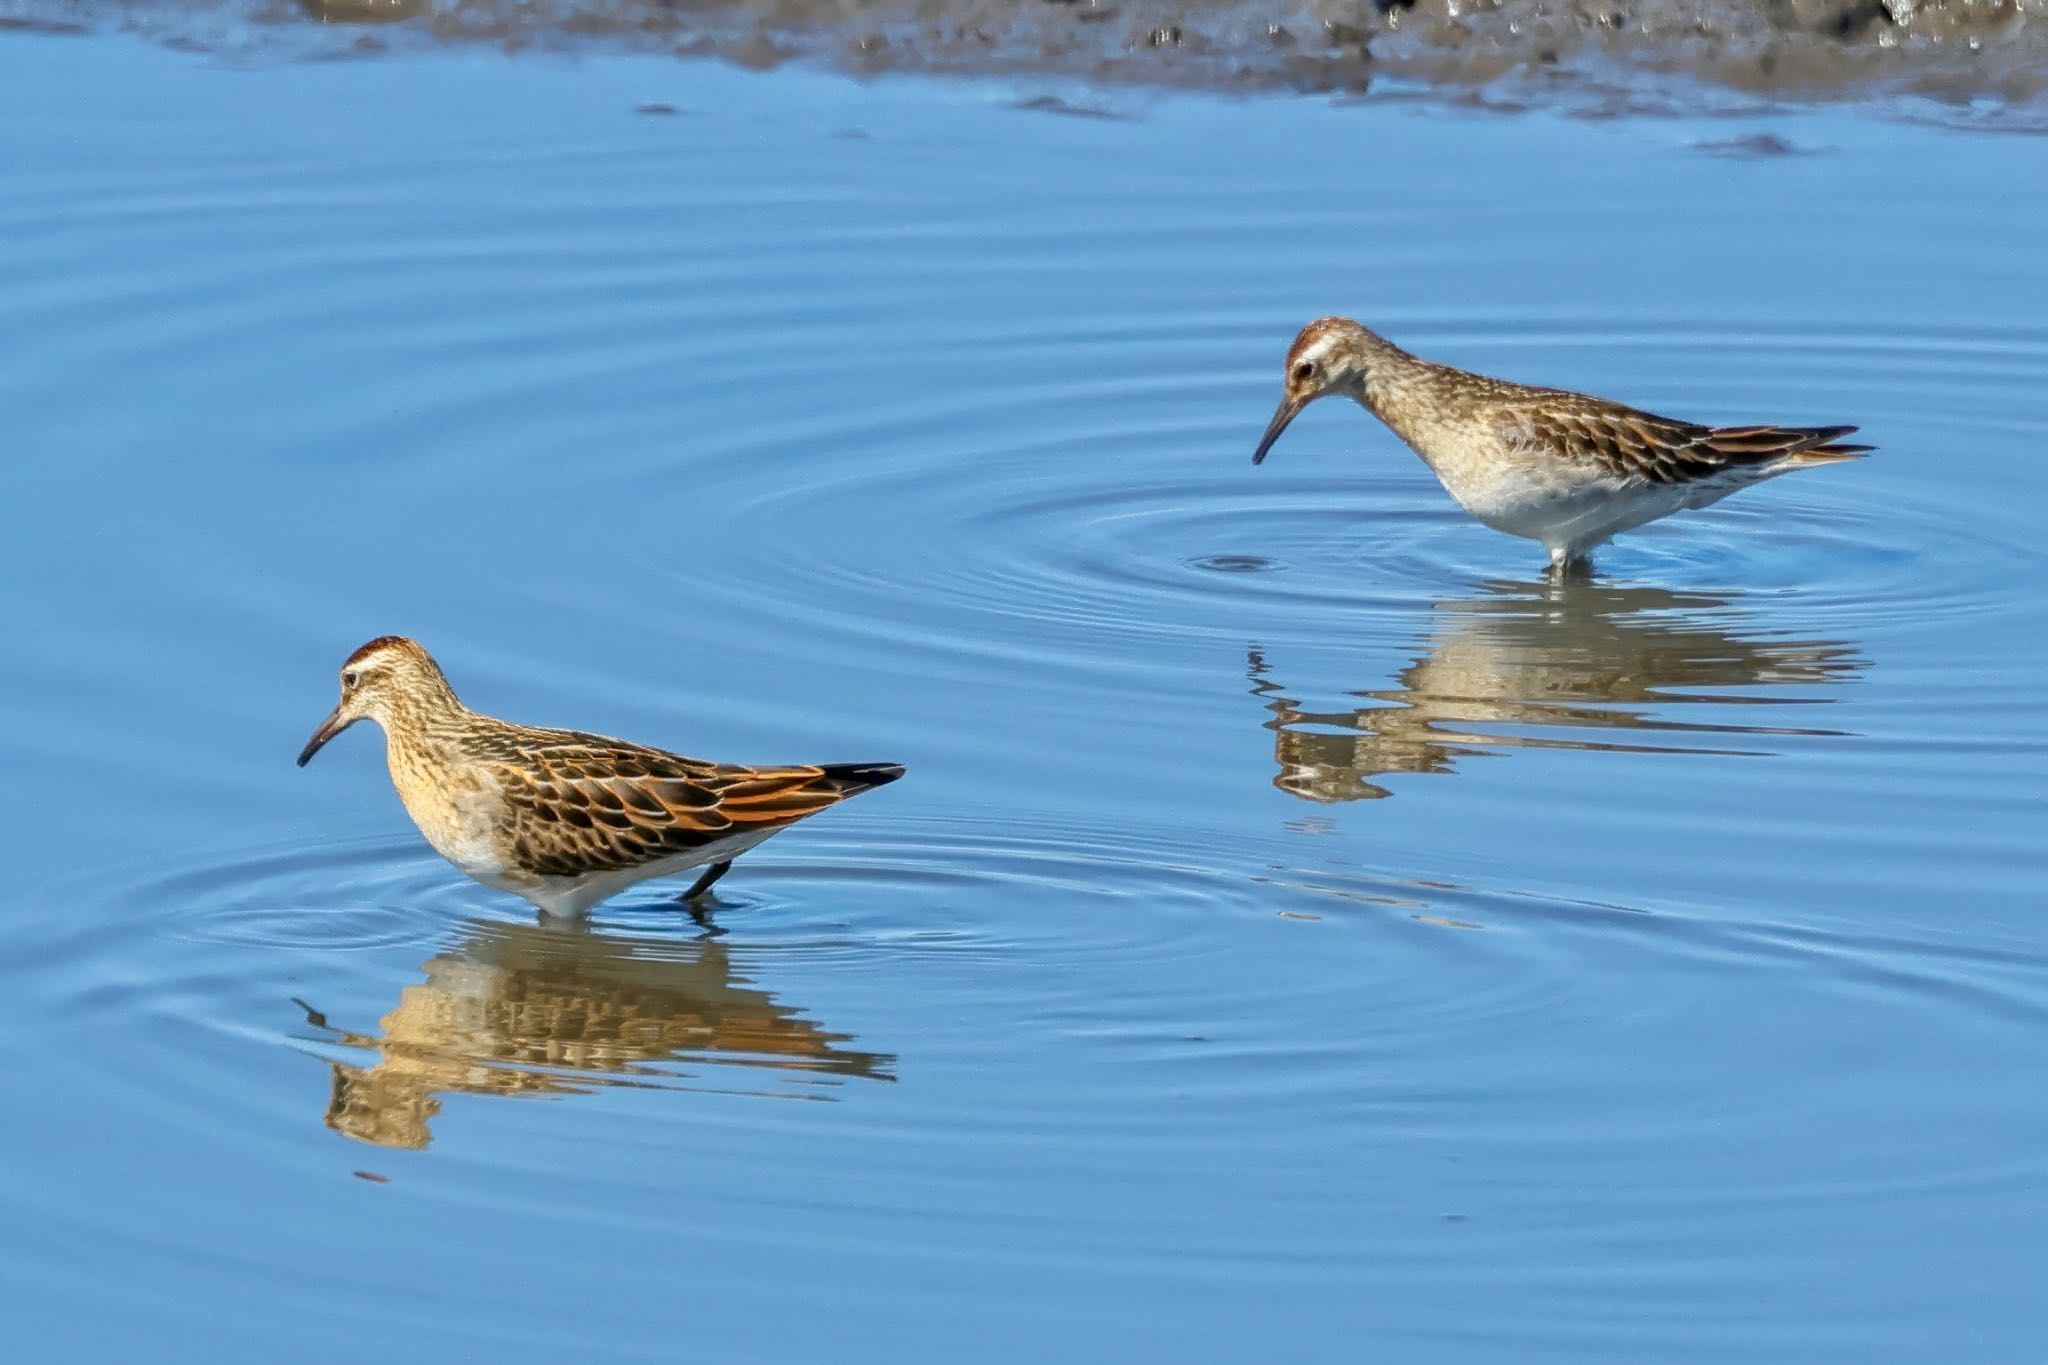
1249 578 1864 803
298 918 895 1150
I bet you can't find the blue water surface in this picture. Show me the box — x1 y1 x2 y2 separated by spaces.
1 33 2045 1364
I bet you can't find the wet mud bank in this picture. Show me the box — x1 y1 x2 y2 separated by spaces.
7 0 2044 111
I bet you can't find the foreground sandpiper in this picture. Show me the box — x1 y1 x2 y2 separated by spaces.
1253 317 1871 569
297 636 903 918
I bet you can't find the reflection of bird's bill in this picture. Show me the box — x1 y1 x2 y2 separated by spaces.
1251 395 1306 466
301 918 896 1149
1248 582 1863 803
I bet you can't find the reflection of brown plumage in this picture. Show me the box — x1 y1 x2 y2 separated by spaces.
1249 580 1863 803
307 919 895 1150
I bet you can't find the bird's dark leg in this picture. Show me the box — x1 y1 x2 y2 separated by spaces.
682 860 734 903
677 861 735 930
1546 547 1594 582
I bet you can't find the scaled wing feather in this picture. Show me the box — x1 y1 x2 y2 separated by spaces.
486 730 862 877
1512 400 1866 486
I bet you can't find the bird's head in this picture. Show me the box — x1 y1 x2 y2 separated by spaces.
297 635 455 766
1253 316 1377 466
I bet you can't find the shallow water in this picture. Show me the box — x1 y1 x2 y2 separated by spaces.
2 35 2046 1363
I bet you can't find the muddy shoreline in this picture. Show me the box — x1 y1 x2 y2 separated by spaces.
4 0 2043 112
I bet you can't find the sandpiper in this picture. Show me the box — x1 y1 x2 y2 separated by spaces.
296 636 904 918
1253 317 1871 569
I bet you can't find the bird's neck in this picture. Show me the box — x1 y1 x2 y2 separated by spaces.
380 686 470 764
1356 336 1431 432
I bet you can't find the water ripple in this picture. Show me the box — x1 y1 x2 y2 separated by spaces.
7 63 2048 1356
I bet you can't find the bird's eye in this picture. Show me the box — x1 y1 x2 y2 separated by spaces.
343 671 360 688
1292 361 1315 383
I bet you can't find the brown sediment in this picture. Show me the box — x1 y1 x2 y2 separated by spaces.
19 0 2048 111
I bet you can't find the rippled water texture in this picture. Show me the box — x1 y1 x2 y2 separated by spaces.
3 37 2046 1363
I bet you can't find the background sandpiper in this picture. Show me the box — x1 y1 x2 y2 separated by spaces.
1253 316 1871 570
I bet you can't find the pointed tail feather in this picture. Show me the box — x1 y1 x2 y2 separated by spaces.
816 762 907 794
1784 446 1871 466
1782 424 1873 466
1707 423 1873 467
707 760 905 826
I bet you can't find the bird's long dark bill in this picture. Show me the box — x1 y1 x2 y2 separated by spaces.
1252 396 1305 466
297 708 352 767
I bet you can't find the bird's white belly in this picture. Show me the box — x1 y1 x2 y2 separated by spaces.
518 828 783 919
1430 460 1682 555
